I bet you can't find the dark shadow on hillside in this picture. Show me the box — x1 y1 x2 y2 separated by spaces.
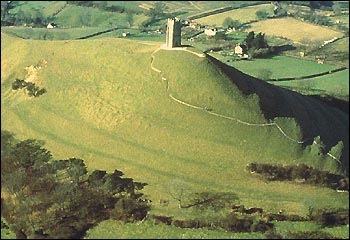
206 55 349 173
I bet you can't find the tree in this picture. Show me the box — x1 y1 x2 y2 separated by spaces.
66 158 87 186
184 192 239 210
256 10 269 20
245 31 255 49
327 141 344 163
80 12 92 26
32 11 44 26
14 9 25 25
148 2 168 18
332 2 342 15
253 32 268 49
12 139 52 169
223 17 241 29
125 11 134 28
165 179 188 208
223 17 234 28
1 131 150 239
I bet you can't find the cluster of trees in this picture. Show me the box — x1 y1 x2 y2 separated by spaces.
1 2 50 27
1 131 150 239
152 200 348 236
308 207 349 227
12 78 46 97
139 2 169 31
67 1 140 14
292 10 331 26
246 162 349 190
286 1 334 10
223 17 241 29
255 10 269 20
152 213 273 233
244 31 272 59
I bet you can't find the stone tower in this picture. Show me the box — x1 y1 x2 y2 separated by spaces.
166 18 181 48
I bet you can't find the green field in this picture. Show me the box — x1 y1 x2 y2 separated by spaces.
227 55 338 79
53 4 148 28
8 1 68 19
84 219 265 239
1 26 110 40
274 69 349 98
1 32 348 238
0 26 166 41
312 37 349 68
211 54 348 98
84 219 350 239
7 1 148 28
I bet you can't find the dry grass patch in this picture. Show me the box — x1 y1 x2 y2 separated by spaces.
196 4 275 26
246 17 344 44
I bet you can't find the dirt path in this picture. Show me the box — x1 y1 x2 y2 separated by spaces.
189 1 202 11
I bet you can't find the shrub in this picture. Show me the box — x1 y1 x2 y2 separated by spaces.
152 215 173 225
309 208 349 227
283 231 337 239
247 162 349 190
11 78 27 90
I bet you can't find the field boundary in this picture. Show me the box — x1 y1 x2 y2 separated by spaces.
76 27 119 39
268 67 348 82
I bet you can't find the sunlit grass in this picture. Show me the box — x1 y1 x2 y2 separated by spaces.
1 33 348 237
196 4 275 26
247 17 344 44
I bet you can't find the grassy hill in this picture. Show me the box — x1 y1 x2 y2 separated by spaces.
1 32 348 237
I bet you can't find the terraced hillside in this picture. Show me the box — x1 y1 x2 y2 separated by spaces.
1 31 348 224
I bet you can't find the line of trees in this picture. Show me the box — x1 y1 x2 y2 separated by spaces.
246 162 349 190
1 131 150 239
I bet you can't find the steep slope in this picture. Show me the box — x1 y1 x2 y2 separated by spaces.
1 33 348 216
207 56 349 171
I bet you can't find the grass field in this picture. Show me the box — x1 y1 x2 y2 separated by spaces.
246 17 344 44
312 37 349 68
0 26 166 41
52 4 148 28
274 221 349 239
1 32 348 238
329 14 349 28
226 55 338 79
195 3 275 26
210 54 348 99
274 69 349 98
84 219 265 239
8 1 67 19
1 26 110 40
84 219 350 239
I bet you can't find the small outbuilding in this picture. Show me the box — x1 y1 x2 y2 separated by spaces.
234 43 247 55
46 23 57 29
122 32 130 37
204 28 217 36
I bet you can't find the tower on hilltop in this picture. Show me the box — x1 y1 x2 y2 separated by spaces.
166 18 181 48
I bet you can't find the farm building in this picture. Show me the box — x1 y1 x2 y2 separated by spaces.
234 43 248 55
205 28 217 36
122 32 130 37
46 23 57 29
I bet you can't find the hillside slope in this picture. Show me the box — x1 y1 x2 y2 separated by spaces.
1 33 348 216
